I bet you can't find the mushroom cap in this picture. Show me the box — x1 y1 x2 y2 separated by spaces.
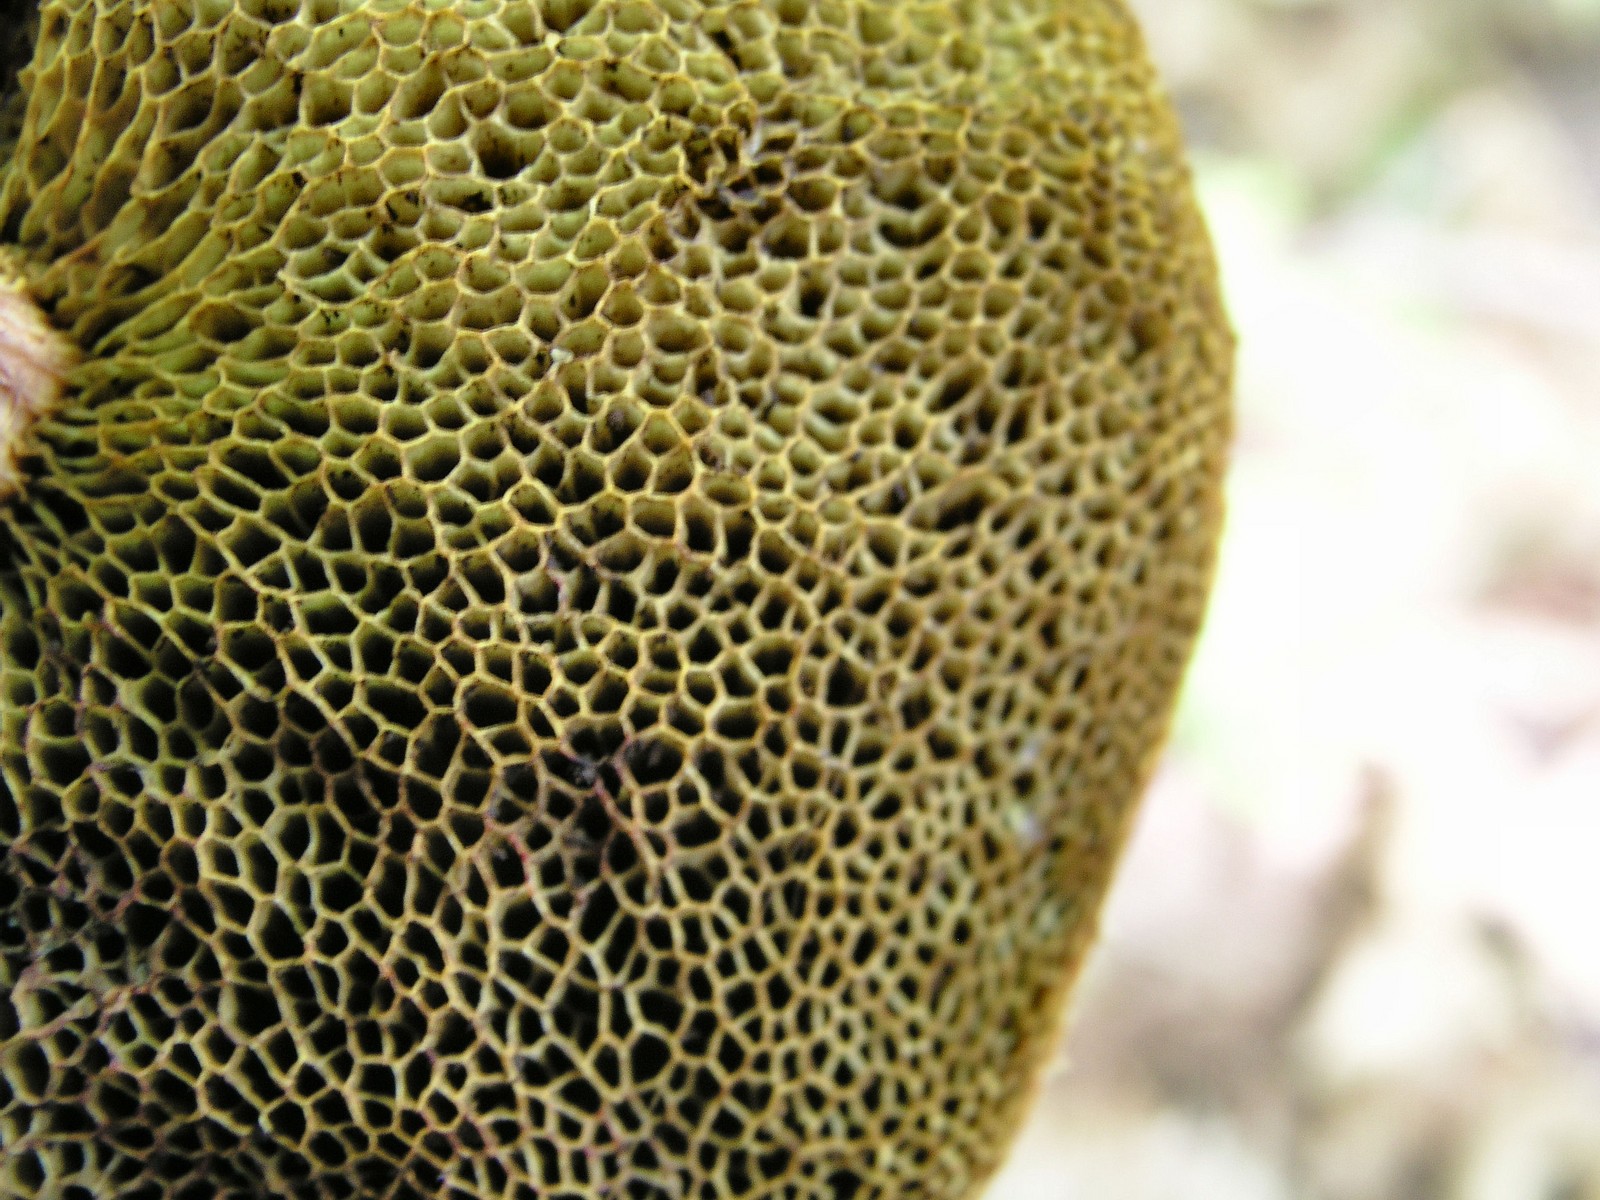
0 3 1230 1198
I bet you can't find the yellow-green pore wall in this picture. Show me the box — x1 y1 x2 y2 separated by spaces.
0 2 1229 1197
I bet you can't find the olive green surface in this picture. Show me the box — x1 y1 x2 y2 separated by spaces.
0 2 1230 1197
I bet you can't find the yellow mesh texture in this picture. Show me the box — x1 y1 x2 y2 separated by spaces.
0 2 1230 1198
0 1 39 164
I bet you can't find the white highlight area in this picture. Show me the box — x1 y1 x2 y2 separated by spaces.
0 270 72 499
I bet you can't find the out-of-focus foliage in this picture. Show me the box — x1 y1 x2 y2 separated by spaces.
1146 0 1600 212
990 1 1600 1197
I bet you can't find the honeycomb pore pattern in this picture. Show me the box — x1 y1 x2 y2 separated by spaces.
0 2 1230 1198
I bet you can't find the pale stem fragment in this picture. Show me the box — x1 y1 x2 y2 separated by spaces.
0 266 73 500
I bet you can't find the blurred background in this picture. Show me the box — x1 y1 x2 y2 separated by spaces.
989 0 1600 1197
